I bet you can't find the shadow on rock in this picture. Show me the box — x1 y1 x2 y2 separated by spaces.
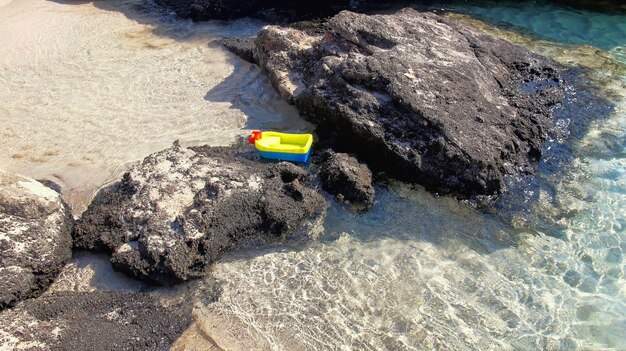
203 54 314 133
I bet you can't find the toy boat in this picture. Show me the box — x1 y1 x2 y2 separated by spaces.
248 130 313 162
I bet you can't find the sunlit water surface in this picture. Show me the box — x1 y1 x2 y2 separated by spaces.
1 0 625 350
196 3 626 351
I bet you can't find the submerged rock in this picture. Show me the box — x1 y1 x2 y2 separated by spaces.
242 9 565 197
319 150 375 211
0 170 73 310
74 142 325 284
0 291 193 350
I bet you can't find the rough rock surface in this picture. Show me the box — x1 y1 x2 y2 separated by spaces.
0 291 193 351
154 0 361 21
245 9 565 197
0 170 73 310
319 150 375 211
74 142 325 284
222 37 257 64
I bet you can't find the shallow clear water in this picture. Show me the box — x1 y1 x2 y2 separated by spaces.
194 3 626 351
1 0 625 350
202 158 626 350
0 0 310 213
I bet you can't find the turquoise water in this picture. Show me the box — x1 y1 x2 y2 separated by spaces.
199 2 626 350
449 2 626 52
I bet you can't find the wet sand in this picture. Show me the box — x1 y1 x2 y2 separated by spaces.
0 0 310 214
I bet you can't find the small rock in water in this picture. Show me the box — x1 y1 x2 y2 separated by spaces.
0 170 73 310
318 150 375 211
563 269 582 287
74 142 325 284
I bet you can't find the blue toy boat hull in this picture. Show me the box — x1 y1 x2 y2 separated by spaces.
259 149 311 163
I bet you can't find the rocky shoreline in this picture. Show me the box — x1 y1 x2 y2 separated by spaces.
0 140 377 348
0 4 612 350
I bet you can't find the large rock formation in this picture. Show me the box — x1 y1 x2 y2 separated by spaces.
0 291 193 350
318 150 375 211
0 170 73 310
237 9 564 197
74 142 325 284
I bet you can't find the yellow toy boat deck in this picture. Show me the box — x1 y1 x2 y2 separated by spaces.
248 131 313 162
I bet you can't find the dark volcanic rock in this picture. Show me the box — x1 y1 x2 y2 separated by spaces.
248 9 565 197
319 150 375 211
222 37 257 64
74 142 325 284
0 290 193 350
155 0 265 21
155 0 358 21
154 0 625 22
0 170 73 310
